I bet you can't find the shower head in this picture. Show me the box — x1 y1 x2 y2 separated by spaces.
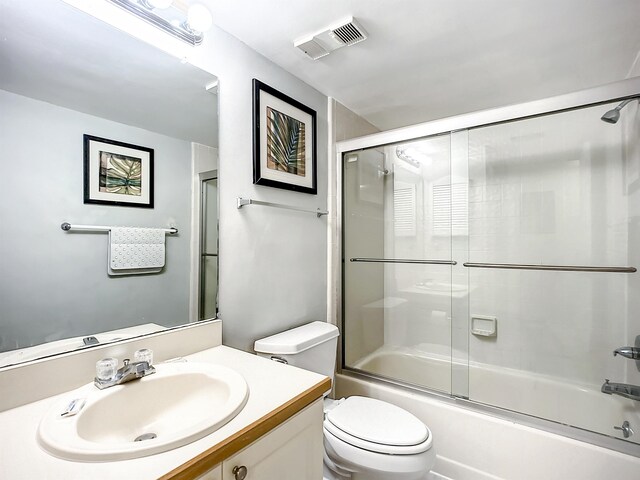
601 108 621 124
600 98 638 124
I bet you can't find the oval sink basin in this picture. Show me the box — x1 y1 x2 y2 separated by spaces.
38 362 249 461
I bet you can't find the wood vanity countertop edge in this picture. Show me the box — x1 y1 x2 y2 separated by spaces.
158 376 331 480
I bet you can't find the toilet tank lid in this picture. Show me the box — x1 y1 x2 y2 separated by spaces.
254 321 339 355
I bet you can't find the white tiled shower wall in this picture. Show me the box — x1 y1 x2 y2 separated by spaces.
466 101 638 389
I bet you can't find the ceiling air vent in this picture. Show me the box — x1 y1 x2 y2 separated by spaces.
331 20 367 46
294 17 367 60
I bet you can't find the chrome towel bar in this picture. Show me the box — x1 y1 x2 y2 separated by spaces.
237 197 328 217
348 258 635 272
60 223 178 234
350 258 457 265
463 262 636 273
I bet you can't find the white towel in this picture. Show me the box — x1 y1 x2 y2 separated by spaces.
108 227 165 276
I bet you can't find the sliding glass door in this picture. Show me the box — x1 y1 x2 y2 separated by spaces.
343 134 455 394
342 96 640 446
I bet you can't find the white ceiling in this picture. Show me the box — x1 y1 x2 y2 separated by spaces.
206 0 640 130
0 0 218 146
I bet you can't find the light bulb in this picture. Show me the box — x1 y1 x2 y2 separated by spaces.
187 3 213 32
147 0 173 9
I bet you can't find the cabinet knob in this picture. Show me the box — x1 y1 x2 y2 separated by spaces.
232 465 248 480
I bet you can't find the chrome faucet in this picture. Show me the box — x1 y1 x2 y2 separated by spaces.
613 346 640 360
601 379 640 402
94 358 155 390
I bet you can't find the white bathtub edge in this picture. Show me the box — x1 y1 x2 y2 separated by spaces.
335 373 640 480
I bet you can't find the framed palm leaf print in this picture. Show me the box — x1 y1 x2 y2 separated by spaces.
252 79 317 194
83 135 154 208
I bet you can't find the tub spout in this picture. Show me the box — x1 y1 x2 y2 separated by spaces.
613 346 640 359
601 379 640 402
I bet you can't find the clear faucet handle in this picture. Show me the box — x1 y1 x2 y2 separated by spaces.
134 348 153 365
96 357 118 381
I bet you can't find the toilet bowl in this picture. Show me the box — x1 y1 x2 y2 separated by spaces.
322 396 434 480
254 322 435 480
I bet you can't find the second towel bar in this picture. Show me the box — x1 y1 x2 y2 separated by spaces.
350 258 457 265
237 197 328 217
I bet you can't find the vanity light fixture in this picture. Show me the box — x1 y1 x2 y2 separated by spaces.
106 0 213 46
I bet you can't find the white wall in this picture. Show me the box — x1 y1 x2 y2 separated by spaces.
331 100 380 143
0 89 192 351
185 27 330 351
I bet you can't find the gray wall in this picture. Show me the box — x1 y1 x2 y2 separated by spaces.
0 89 192 351
187 27 330 351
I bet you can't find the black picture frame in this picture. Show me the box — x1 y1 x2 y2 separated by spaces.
83 134 154 208
252 79 317 195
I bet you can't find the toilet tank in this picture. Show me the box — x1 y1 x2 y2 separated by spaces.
254 321 339 382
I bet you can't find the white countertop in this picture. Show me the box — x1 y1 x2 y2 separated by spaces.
0 345 327 480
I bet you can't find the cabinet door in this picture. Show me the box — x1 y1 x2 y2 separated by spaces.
223 400 323 480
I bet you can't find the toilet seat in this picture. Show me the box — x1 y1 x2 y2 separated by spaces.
324 396 431 455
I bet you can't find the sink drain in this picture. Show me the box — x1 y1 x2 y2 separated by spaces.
134 433 157 442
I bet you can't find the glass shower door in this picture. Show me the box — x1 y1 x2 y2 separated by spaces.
199 175 218 320
465 100 640 444
343 134 456 394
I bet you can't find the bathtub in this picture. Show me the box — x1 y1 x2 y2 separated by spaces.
345 345 640 478
353 345 640 439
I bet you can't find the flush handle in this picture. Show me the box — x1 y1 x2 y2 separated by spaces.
614 421 634 438
270 356 288 364
232 465 248 480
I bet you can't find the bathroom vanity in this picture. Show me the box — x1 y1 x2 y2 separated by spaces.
187 399 323 480
0 321 329 479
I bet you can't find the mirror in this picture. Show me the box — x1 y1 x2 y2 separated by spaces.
0 1 219 367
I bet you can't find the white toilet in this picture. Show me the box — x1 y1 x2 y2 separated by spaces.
254 321 435 480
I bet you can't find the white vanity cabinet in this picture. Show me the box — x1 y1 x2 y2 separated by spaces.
0 341 330 480
196 399 324 480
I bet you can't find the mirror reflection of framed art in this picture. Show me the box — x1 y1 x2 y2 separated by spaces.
83 134 154 208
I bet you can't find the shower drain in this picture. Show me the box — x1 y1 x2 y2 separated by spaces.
134 433 157 442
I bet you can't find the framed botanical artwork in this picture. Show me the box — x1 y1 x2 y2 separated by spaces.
252 79 317 195
83 134 154 208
